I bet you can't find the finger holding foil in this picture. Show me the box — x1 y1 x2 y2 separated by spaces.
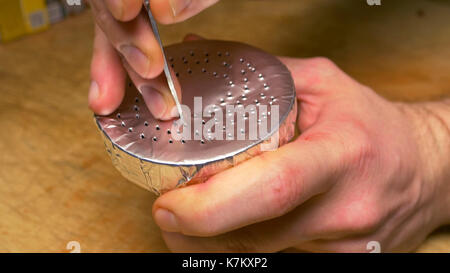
87 0 218 118
124 60 182 120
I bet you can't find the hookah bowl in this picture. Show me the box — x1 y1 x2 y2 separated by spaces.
95 40 297 195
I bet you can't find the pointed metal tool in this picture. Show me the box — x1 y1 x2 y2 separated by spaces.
143 0 184 122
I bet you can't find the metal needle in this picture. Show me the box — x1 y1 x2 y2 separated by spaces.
143 0 185 122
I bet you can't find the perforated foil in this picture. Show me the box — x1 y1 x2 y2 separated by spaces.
95 40 297 195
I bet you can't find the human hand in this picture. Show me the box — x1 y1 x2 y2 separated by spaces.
87 0 219 119
151 56 450 252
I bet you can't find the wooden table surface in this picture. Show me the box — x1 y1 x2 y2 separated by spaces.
0 0 449 252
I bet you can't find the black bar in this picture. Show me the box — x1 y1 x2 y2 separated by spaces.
1 253 449 272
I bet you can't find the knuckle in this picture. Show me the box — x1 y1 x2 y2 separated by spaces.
349 135 371 160
302 57 345 92
341 126 376 168
341 201 382 234
309 57 337 71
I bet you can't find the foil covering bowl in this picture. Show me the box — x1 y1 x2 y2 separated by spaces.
95 40 297 195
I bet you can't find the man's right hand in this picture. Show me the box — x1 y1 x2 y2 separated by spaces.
87 0 219 119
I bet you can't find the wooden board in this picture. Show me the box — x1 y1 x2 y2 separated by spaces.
0 0 449 252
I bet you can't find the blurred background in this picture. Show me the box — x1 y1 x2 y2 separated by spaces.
0 0 449 252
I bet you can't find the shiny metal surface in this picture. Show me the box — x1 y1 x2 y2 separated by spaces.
95 40 297 194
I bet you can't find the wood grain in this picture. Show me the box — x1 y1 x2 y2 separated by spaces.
0 0 448 252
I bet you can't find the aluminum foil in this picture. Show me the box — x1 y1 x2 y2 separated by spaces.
95 40 297 195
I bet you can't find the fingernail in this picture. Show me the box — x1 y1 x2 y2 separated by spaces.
154 209 179 232
169 0 191 17
88 81 100 103
140 86 167 119
170 106 180 118
120 45 150 77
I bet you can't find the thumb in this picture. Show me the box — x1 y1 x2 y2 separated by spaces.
152 135 341 236
124 60 182 120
